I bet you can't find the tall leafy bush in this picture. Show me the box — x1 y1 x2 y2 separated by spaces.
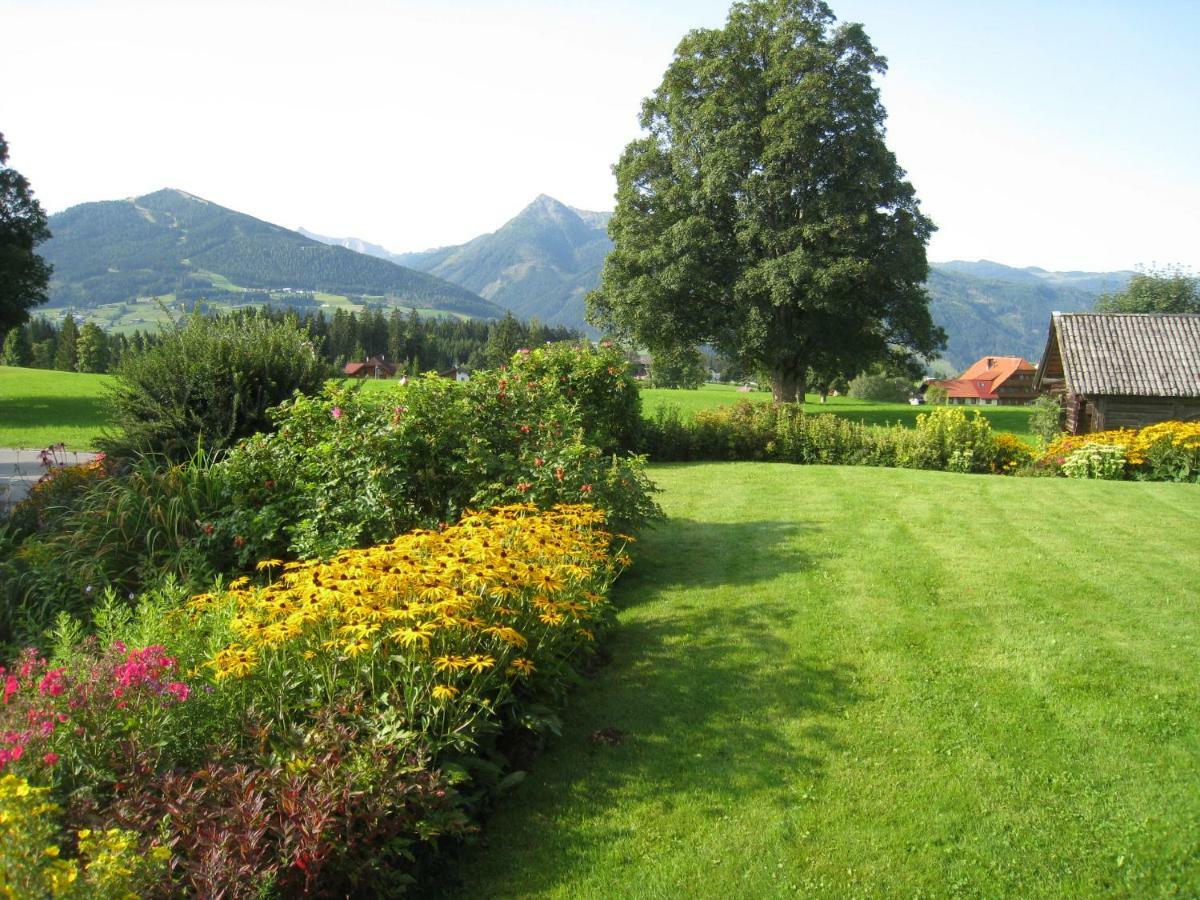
99 310 330 463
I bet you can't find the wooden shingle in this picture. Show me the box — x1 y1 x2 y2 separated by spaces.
1047 313 1200 397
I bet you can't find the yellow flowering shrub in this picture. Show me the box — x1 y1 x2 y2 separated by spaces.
197 503 629 743
0 774 169 899
1044 421 1200 480
991 432 1036 474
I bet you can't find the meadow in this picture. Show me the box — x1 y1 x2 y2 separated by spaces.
639 383 1037 441
0 365 112 449
0 369 1035 451
450 463 1200 897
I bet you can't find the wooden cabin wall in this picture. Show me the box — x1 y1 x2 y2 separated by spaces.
1083 395 1200 432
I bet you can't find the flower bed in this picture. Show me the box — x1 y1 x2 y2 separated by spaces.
1 503 629 895
1043 421 1200 481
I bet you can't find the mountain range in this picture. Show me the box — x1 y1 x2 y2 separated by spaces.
305 198 1132 371
301 195 612 331
42 189 500 318
40 189 1132 372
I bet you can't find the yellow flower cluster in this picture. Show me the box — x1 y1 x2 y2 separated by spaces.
1 774 169 899
1046 420 1200 467
198 504 628 713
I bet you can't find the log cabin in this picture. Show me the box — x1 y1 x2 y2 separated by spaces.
1034 312 1200 434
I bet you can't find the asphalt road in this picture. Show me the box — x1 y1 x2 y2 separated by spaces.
0 448 98 509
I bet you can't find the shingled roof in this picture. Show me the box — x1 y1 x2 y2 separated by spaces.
1036 313 1200 397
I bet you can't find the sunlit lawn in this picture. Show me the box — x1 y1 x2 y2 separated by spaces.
0 366 113 449
450 463 1200 897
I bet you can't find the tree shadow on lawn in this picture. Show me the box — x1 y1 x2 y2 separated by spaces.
0 393 110 438
442 522 858 896
618 516 829 601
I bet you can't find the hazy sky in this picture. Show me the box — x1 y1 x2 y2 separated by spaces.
3 0 1198 271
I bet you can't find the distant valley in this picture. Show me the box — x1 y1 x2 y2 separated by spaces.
41 189 1131 372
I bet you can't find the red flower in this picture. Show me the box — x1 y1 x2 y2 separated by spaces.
516 482 533 493
580 484 593 494
534 457 544 467
42 752 59 766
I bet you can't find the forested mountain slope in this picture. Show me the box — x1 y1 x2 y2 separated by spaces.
42 190 500 318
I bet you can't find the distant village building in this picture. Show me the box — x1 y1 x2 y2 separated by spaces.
1034 312 1200 434
439 366 471 383
931 356 1038 406
343 356 397 379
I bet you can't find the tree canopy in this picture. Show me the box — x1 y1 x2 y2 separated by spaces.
588 0 944 401
0 132 52 335
1094 266 1200 314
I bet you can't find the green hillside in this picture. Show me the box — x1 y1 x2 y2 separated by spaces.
41 189 501 318
394 195 611 331
926 261 1131 369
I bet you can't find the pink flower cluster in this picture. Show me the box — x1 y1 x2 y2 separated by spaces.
0 642 193 772
110 644 189 702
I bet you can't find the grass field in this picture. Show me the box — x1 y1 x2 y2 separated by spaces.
640 383 1037 440
0 366 113 449
450 464 1200 897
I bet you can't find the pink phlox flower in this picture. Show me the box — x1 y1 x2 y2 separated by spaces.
43 752 59 766
331 406 343 420
165 682 191 703
2 676 18 704
38 667 67 697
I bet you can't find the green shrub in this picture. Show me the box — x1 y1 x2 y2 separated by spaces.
500 341 643 454
1028 394 1064 446
847 373 914 403
211 364 659 563
99 310 330 463
913 406 997 473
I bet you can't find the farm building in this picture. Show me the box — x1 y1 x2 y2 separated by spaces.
1034 312 1200 434
439 366 471 382
930 356 1038 405
343 356 397 379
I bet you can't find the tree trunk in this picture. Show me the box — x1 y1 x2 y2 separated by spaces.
769 358 806 404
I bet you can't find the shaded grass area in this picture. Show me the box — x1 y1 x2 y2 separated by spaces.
640 383 1036 440
0 366 113 449
449 464 1200 897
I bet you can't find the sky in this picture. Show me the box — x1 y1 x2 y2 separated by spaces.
2 0 1198 272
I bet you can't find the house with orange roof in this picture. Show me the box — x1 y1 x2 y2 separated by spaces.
931 356 1038 406
343 355 397 379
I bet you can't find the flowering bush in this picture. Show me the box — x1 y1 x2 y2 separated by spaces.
1044 421 1200 482
0 640 206 789
991 432 1036 474
210 355 659 563
196 504 626 751
495 341 643 454
1060 443 1127 480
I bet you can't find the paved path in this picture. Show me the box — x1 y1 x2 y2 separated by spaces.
0 448 99 509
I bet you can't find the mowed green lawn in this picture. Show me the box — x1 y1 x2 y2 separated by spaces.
0 366 113 449
451 464 1200 897
640 383 1037 440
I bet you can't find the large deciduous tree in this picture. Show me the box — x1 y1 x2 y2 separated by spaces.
1094 266 1199 314
0 132 52 335
588 0 944 401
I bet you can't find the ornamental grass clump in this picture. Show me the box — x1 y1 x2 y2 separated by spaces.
197 503 628 752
